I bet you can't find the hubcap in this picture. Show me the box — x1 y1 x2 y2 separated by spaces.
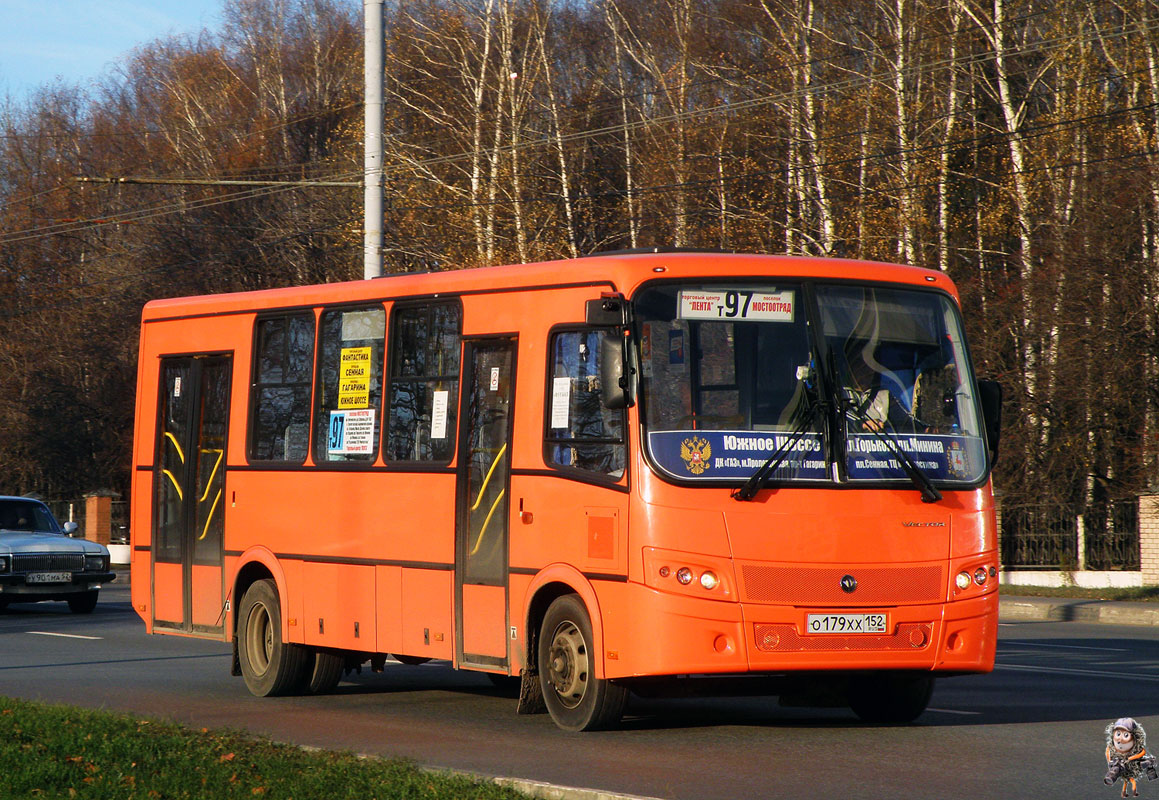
245 602 272 676
546 620 588 709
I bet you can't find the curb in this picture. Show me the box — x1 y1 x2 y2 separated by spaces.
999 596 1159 626
492 777 664 800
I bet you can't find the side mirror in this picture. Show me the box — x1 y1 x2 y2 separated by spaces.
977 379 1002 464
599 332 631 410
586 296 625 326
62 521 79 536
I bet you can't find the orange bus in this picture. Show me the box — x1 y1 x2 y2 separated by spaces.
130 251 1001 731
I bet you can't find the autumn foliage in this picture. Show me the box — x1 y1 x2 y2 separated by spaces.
2 0 1157 518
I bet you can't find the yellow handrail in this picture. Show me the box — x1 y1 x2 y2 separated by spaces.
164 431 185 463
198 448 224 503
161 469 183 500
469 443 507 512
198 488 222 541
469 489 506 556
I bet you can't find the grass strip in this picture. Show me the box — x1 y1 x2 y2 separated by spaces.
0 696 529 800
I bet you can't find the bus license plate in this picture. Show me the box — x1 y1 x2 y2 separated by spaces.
806 613 887 634
26 572 71 584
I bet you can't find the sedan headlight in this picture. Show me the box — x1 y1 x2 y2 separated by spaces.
0 556 8 573
85 555 109 572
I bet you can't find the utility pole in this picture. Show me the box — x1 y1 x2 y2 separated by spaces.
364 0 385 279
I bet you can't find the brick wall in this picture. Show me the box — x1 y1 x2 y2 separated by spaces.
1141 492 1159 585
84 494 112 545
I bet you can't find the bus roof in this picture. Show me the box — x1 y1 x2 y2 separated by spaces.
140 251 957 321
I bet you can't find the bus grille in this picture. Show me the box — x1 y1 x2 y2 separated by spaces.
754 622 933 652
739 564 944 605
13 553 84 573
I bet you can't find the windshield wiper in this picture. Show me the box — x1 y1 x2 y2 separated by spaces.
732 369 823 502
840 401 942 504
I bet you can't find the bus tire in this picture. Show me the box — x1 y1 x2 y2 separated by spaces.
848 673 935 723
308 650 344 694
538 594 626 731
238 579 310 697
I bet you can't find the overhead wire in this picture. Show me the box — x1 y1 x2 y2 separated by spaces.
2 3 1158 298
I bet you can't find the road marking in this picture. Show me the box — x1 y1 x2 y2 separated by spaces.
999 663 1159 682
1002 640 1129 652
926 707 981 716
28 631 102 641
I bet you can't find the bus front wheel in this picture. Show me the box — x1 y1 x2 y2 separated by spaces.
538 594 627 731
238 579 310 697
848 673 935 723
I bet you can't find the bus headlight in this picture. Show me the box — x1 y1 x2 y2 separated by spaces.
973 568 988 586
642 547 736 601
955 571 972 591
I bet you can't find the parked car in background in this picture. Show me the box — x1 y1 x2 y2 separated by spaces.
0 496 115 613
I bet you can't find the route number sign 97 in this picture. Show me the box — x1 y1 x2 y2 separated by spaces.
678 289 794 322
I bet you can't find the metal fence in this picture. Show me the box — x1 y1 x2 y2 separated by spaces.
999 498 1140 570
1083 498 1140 570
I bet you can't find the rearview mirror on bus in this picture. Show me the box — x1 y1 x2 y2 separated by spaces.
600 332 632 409
978 379 1002 463
586 296 625 326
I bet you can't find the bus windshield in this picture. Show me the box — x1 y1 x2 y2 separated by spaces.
636 282 988 488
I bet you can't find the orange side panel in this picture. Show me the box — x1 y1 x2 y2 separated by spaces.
375 565 403 654
225 472 456 567
152 562 183 625
399 569 453 660
190 564 224 630
130 474 154 624
461 583 507 659
509 478 629 576
301 562 376 651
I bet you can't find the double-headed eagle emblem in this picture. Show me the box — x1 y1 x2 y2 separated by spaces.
680 436 712 475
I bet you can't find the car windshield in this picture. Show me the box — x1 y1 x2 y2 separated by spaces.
0 499 61 533
636 281 988 488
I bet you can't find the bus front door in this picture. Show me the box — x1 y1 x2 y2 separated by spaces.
151 355 231 636
455 338 516 670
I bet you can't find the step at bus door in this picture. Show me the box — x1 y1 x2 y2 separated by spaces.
151 355 231 636
455 338 516 669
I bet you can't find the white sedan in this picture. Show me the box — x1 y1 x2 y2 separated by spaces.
0 496 115 613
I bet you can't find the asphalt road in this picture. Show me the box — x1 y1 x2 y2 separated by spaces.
3 579 1155 800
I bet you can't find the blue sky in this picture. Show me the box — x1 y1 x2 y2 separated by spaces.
0 0 223 100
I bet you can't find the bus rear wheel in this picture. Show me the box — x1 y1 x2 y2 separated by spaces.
848 673 935 723
538 594 626 731
238 579 310 697
308 650 344 694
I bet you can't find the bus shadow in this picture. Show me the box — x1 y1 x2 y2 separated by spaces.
322 636 1159 731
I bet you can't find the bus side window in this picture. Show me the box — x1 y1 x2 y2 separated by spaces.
249 313 315 463
312 306 386 464
546 329 626 479
386 302 461 463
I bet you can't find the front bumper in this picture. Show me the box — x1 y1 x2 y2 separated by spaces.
601 581 997 680
0 571 116 595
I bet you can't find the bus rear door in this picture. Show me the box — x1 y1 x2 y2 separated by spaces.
151 355 231 635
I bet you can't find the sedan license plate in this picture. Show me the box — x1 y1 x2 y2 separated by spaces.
26 572 72 584
806 613 888 634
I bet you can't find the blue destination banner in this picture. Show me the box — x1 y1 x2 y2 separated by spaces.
648 430 828 480
845 433 984 482
648 430 985 483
